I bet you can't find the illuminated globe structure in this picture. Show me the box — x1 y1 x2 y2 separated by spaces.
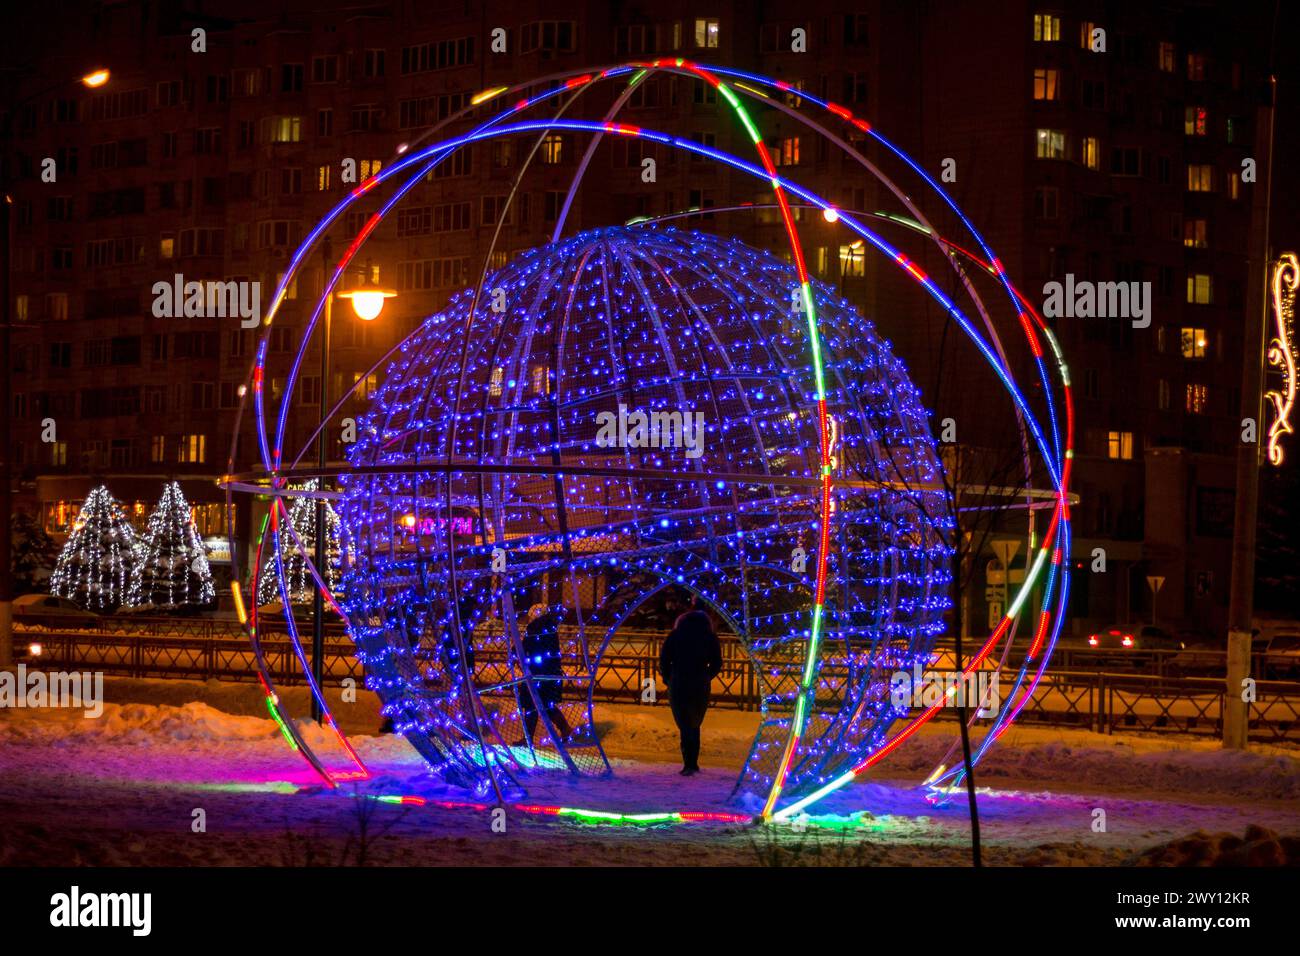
224 59 1073 823
336 225 952 804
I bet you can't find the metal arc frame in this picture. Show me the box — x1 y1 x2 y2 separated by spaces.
221 59 1073 825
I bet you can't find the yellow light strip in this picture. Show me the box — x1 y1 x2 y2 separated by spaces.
1266 253 1298 466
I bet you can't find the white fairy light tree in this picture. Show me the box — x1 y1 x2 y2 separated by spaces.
257 480 344 606
127 481 215 610
50 485 139 612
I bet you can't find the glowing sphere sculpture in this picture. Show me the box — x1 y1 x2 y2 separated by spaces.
337 225 952 802
223 59 1073 823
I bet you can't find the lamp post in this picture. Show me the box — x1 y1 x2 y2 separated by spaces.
1 68 111 667
308 241 394 721
1224 76 1278 749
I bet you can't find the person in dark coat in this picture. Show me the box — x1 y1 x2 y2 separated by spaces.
659 608 722 775
517 603 572 745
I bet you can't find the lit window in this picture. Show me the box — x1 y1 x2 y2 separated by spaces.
1107 431 1134 460
351 373 379 400
1183 219 1207 248
1181 327 1208 358
178 434 207 463
15 295 28 321
1184 106 1208 136
1186 274 1213 305
839 243 866 277
1187 53 1206 81
317 164 332 191
1032 68 1059 100
1032 13 1060 41
1081 137 1100 170
1158 379 1171 410
265 116 302 143
694 19 720 48
1079 22 1097 49
275 271 298 301
488 367 504 397
1158 41 1175 72
359 159 382 180
530 364 551 395
1229 175 1240 200
51 442 68 466
540 134 564 165
159 235 174 259
776 137 800 166
1035 129 1066 159
47 293 69 321
1185 383 1208 414
1186 164 1214 192
150 435 166 463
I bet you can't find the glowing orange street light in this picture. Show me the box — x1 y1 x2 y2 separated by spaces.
81 69 111 89
337 279 397 321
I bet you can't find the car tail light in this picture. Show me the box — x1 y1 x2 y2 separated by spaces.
1121 636 1134 648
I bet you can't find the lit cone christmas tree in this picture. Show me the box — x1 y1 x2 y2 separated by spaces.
127 481 215 610
257 480 344 606
50 485 139 612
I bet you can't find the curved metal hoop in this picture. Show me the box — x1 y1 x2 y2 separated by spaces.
221 59 1073 823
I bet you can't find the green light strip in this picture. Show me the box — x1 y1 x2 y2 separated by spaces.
265 697 299 752
558 807 681 824
801 282 827 396
718 83 763 144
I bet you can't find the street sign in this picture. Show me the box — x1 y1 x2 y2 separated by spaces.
989 540 1023 630
991 540 1021 570
987 600 1003 632
1146 575 1166 629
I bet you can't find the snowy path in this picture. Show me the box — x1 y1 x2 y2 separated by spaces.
1 677 1297 866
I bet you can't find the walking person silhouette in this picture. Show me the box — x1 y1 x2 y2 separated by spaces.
659 607 722 775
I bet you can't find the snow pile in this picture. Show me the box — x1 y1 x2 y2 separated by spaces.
0 701 275 746
1134 825 1300 866
2 682 1298 868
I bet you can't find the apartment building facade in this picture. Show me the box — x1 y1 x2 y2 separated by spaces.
3 0 1271 635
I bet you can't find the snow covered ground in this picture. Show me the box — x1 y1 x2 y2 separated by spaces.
1 675 1297 866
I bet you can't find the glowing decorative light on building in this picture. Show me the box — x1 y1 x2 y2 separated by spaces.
1266 252 1298 466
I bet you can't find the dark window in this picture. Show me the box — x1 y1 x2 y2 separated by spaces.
281 64 304 92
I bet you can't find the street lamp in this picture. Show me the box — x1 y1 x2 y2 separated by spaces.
80 69 111 89
309 245 395 721
336 274 397 322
